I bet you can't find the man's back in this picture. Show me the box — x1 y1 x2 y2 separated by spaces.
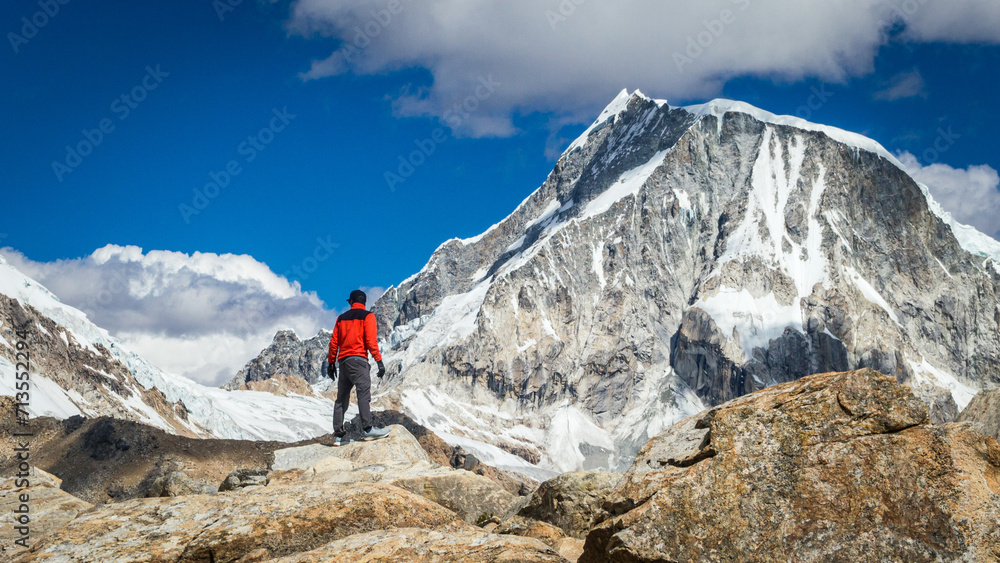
329 302 382 363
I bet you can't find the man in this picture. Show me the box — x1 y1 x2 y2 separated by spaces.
328 289 389 446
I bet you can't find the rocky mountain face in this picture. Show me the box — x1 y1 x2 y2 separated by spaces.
223 329 331 390
363 90 1000 472
959 387 1000 441
580 368 1000 562
0 292 200 437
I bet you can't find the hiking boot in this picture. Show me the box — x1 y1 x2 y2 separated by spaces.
362 427 390 441
333 436 354 447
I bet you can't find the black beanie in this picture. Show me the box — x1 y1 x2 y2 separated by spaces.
347 289 367 305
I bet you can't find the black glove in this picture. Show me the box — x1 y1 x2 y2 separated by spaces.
377 360 386 378
327 362 337 379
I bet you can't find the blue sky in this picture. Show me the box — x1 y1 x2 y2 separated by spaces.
2 0 999 384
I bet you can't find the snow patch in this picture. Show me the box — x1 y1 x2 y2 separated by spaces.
542 402 617 473
591 243 606 290
908 357 977 410
582 150 669 219
0 358 83 419
526 199 561 230
844 266 900 325
695 287 802 360
505 236 526 253
398 282 490 369
566 89 632 153
84 365 118 381
516 338 537 353
673 189 692 211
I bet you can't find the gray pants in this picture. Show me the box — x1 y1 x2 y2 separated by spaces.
333 356 372 437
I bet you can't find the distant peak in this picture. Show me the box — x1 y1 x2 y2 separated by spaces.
565 89 640 153
273 329 300 343
566 90 903 181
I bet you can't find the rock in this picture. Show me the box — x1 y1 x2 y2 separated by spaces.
19 482 462 562
270 426 521 524
144 471 216 498
270 444 333 472
392 470 520 524
0 468 91 547
451 446 483 473
498 514 586 560
273 425 430 470
218 467 268 492
581 369 1000 562
958 387 1000 440
555 538 585 562
910 382 959 424
264 527 569 562
499 516 567 545
518 470 621 539
0 410 293 505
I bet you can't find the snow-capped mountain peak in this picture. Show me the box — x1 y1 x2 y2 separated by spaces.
371 89 1000 473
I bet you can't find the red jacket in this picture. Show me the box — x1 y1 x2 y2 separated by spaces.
328 303 383 363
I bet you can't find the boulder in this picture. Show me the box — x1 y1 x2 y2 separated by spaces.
0 468 91 547
271 425 430 470
392 470 520 524
19 482 462 562
270 444 332 472
518 470 621 539
958 386 1000 440
218 467 268 492
450 446 483 473
144 471 216 498
269 426 521 524
581 368 1000 562
263 527 568 562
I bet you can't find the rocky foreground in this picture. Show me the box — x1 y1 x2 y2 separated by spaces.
3 368 999 562
581 368 1000 562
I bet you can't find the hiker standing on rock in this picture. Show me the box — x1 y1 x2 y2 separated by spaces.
328 289 389 446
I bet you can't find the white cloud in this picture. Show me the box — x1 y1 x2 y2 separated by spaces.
873 69 927 101
895 0 1000 44
3 245 337 386
898 151 1000 239
287 0 1000 138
